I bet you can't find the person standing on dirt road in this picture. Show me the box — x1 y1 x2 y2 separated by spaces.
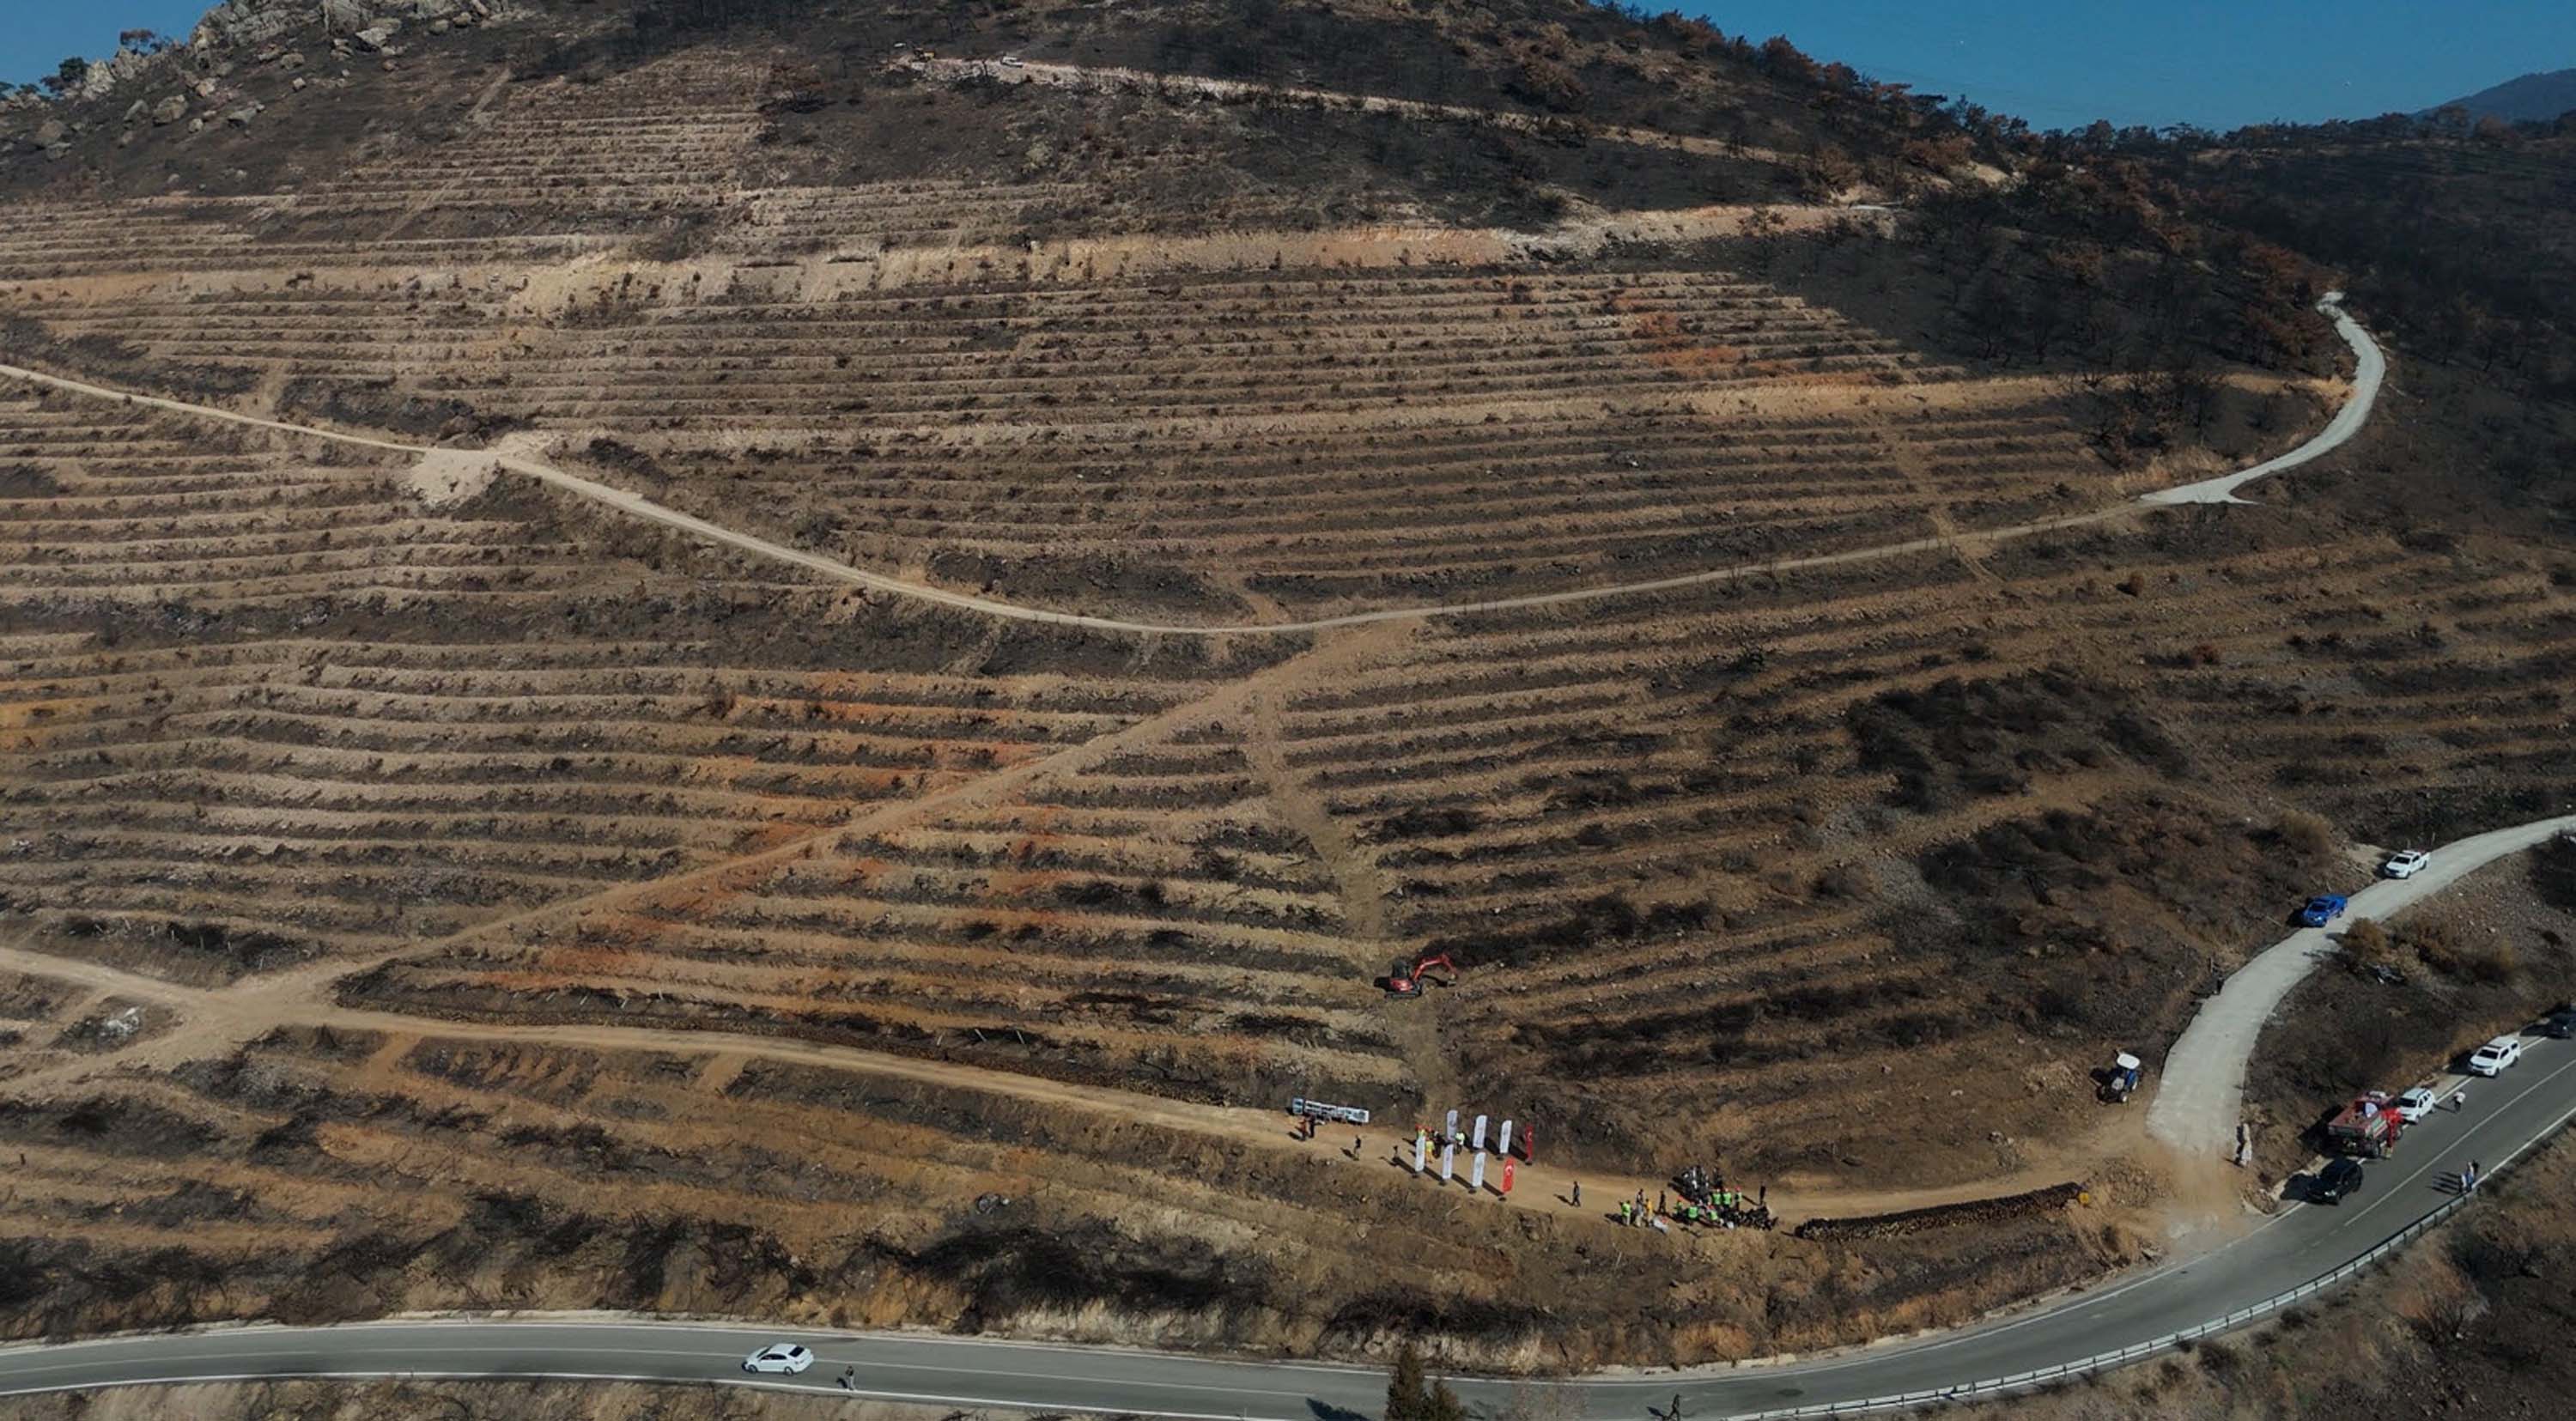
1571 1181 1581 1208
2452 1089 2467 1113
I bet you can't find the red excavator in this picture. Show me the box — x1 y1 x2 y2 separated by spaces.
1383 952 1457 998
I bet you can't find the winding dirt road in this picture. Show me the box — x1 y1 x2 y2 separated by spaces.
0 293 2377 635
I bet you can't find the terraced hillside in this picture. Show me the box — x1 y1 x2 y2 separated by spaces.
3 0 2575 1379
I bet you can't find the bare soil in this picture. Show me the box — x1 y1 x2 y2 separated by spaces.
0 0 2571 1382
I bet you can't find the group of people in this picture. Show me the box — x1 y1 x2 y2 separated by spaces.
1595 1178 1773 1231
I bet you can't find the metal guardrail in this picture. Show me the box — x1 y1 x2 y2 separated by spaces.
1722 1190 2471 1419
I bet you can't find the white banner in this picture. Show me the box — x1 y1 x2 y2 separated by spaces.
1472 1114 1488 1151
1440 1142 1455 1183
1413 1133 1427 1174
1498 1119 1514 1157
1444 1108 1458 1139
1470 1151 1487 1193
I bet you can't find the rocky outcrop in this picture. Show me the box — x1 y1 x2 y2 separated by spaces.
192 0 307 52
73 49 158 103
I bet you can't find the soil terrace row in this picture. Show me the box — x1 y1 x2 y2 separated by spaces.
0 395 1230 975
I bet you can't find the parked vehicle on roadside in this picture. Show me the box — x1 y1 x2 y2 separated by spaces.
2467 1035 2524 1077
2310 1156 2366 1205
2537 1009 2576 1041
2324 1091 2403 1157
2381 848 2432 879
2300 894 2348 927
2393 1086 2439 1123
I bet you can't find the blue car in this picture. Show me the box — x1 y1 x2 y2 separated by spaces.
2300 894 2348 927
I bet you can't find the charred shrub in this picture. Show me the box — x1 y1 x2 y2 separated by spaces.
277 376 519 441
908 1218 1255 1329
2533 836 2576 915
1847 671 2189 812
1368 805 1487 841
1433 893 1709 970
164 919 308 973
1320 1286 1546 1347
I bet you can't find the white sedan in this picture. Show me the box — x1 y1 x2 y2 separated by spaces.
743 1342 815 1375
2382 848 2432 879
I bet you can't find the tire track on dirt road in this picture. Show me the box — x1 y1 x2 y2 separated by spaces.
0 294 2379 636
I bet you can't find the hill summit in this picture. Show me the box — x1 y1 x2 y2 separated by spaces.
2422 66 2576 124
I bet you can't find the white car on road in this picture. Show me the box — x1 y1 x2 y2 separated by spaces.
2466 1036 2523 1077
2393 1086 2440 1123
743 1343 815 1375
2381 848 2433 879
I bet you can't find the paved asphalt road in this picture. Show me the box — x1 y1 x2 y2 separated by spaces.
2149 814 2576 1163
4 1034 2572 1418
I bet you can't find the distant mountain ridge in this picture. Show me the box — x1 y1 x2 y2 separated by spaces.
2422 67 2576 123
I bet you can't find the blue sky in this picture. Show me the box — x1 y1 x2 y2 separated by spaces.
6 1 218 89
5 2 2573 130
1687 1 2575 130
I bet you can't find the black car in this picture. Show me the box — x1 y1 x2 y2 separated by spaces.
2311 1157 2366 1205
2539 1010 2576 1041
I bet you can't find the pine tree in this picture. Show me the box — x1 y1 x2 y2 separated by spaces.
1385 1339 1429 1421
1427 1380 1468 1421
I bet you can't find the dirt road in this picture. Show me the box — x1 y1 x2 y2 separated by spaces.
0 287 2381 633
2145 812 2576 1165
2142 294 2379 505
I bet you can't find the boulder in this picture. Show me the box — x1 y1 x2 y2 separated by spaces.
194 78 220 98
224 106 257 128
322 0 371 28
123 98 150 125
152 94 189 124
354 23 402 54
32 118 66 148
280 52 306 70
46 142 73 162
188 116 206 133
